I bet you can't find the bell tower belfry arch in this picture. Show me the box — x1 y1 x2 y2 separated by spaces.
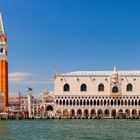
0 12 8 111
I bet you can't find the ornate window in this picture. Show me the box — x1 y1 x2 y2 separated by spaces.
112 86 119 93
98 83 104 92
126 84 133 92
81 84 87 92
0 48 3 53
63 84 70 92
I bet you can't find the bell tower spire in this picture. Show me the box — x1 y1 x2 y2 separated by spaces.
0 11 8 111
0 12 5 33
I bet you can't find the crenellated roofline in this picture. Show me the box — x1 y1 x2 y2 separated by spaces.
55 70 140 77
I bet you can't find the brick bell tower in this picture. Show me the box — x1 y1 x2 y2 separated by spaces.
0 12 8 111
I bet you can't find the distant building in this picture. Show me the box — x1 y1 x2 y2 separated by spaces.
8 97 20 111
20 90 55 118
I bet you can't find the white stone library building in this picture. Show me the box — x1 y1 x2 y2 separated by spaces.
21 67 140 119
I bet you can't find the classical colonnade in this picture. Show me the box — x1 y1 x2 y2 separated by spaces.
55 96 140 118
56 96 140 107
55 108 140 118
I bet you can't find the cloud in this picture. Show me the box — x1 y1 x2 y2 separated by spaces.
21 80 53 84
9 72 33 83
9 72 53 85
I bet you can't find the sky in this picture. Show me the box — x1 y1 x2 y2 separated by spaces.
1 0 140 97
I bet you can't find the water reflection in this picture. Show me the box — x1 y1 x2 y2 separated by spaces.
0 120 140 140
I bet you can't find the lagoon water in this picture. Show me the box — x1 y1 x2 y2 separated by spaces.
0 119 140 140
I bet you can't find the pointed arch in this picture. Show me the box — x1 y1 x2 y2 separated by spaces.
84 109 89 117
73 100 75 106
126 83 133 92
83 100 86 106
111 109 116 117
101 100 103 106
63 100 65 106
66 99 69 106
97 100 99 106
87 100 89 106
90 109 96 117
94 100 96 105
104 100 106 105
132 109 137 116
70 100 72 106
56 100 58 105
80 99 82 106
112 86 119 93
59 100 62 105
77 100 79 106
104 109 110 117
125 109 130 116
77 109 82 117
81 84 87 92
63 109 69 117
125 100 127 106
98 83 104 92
131 100 134 106
111 100 113 106
135 100 137 106
97 109 103 116
90 100 93 106
63 84 70 92
70 109 75 117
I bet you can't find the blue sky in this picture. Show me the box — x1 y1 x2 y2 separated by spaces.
1 0 140 96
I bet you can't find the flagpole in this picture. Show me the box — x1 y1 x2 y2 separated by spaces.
18 91 21 112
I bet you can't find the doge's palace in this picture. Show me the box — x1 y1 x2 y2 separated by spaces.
54 67 140 118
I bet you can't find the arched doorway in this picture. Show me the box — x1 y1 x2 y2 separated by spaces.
112 86 119 93
46 105 53 111
46 105 54 118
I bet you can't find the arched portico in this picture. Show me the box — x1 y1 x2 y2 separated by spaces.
63 109 69 118
125 109 130 116
104 109 110 118
70 109 75 117
132 109 137 116
90 109 96 117
84 109 89 117
56 109 62 118
111 109 116 117
118 109 123 118
97 109 103 118
77 109 82 117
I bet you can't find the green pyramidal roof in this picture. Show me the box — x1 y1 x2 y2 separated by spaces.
0 23 2 32
0 12 5 33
